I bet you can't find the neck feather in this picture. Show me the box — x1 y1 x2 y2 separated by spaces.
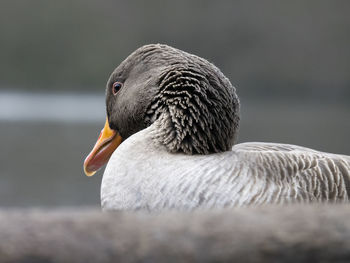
145 66 240 154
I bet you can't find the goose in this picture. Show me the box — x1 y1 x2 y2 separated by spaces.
83 44 350 211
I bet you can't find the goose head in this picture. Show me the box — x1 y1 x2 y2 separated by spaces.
83 44 240 176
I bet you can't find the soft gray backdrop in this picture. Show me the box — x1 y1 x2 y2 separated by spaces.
0 0 349 207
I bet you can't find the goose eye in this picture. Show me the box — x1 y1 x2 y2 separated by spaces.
112 82 123 95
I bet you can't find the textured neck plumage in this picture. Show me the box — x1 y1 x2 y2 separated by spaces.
145 65 240 155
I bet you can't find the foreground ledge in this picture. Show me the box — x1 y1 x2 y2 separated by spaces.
0 205 350 262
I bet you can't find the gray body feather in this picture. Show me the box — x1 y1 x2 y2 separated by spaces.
101 122 350 211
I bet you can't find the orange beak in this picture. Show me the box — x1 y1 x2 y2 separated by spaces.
83 118 122 176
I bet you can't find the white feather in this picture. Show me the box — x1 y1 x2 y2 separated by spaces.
101 123 350 211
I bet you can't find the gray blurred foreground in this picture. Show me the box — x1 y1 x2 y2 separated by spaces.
1 205 350 262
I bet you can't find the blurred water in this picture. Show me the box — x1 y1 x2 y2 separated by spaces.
0 91 105 122
0 92 349 207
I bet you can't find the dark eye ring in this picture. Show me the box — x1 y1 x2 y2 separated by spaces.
112 82 123 95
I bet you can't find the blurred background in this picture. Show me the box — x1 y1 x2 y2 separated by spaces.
0 0 349 207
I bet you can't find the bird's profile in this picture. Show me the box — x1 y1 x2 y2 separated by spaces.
83 44 350 211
